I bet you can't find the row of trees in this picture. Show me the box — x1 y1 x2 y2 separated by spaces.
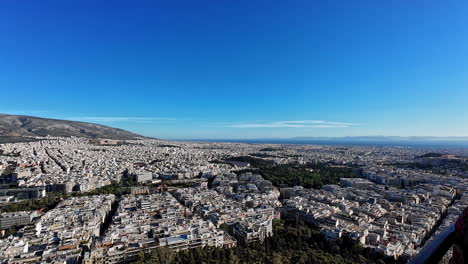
69 183 122 197
135 220 401 264
1 183 123 213
0 193 62 213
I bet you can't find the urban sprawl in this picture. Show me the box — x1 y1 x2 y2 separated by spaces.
0 137 467 263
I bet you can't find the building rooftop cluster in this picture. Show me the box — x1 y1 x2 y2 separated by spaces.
0 195 115 264
0 138 238 193
173 172 278 245
84 193 224 264
0 137 467 263
280 176 466 259
2 137 467 191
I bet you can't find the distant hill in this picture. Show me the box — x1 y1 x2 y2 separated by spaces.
189 136 468 149
292 136 468 141
0 114 144 141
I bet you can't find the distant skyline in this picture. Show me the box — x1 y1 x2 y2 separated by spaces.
1 0 468 139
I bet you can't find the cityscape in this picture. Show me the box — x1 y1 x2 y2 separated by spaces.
1 1 468 263
0 134 467 263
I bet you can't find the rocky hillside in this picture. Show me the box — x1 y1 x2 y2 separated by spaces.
0 114 143 140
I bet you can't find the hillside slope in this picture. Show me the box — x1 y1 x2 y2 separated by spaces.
0 114 143 140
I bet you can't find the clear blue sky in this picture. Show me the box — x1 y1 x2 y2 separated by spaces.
1 0 468 139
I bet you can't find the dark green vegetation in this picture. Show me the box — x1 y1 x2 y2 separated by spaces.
257 163 356 188
70 183 122 197
0 184 123 213
417 152 444 158
259 147 280 152
228 156 356 189
136 220 399 264
0 136 40 144
0 193 63 213
160 181 195 188
0 114 143 140
122 169 140 187
158 144 181 148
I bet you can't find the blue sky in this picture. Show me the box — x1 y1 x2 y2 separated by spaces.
1 0 468 139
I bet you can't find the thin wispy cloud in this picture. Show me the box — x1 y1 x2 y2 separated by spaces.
0 110 51 116
227 120 359 128
68 117 175 122
274 120 359 126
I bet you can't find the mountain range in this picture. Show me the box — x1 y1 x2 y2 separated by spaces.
2 114 467 146
0 114 143 142
291 136 468 141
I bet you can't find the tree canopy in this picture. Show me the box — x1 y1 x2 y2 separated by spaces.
136 220 400 264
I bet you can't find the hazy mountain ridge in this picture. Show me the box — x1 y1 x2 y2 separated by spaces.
0 114 143 140
292 136 468 141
